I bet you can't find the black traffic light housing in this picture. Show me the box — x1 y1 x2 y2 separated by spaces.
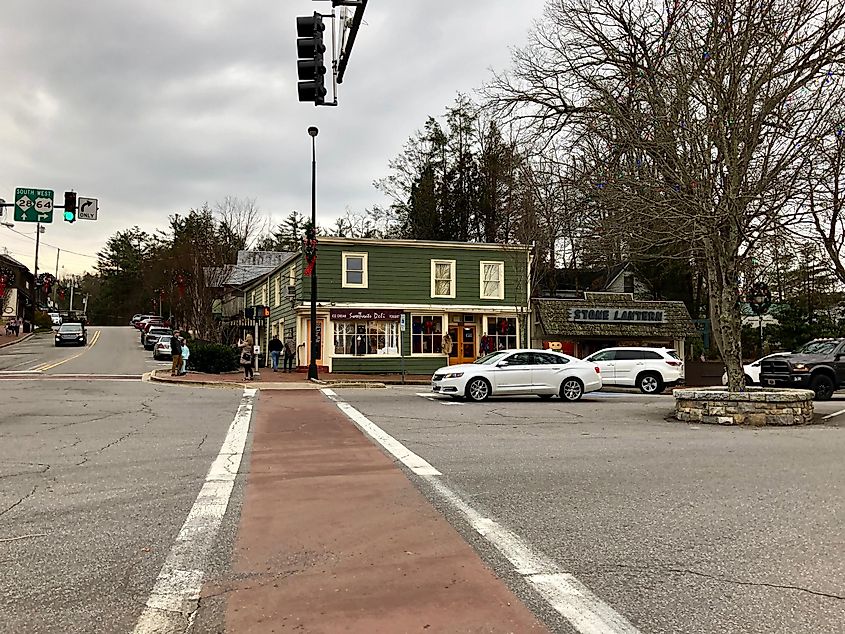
63 191 77 223
296 13 327 106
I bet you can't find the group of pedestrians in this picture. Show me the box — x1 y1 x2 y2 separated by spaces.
237 333 296 380
169 330 190 377
4 317 25 337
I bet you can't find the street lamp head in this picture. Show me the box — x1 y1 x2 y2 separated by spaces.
307 126 319 137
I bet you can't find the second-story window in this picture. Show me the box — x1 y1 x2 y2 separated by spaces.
480 261 504 300
431 259 456 298
342 252 368 288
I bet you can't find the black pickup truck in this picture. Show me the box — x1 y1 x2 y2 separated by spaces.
759 338 845 400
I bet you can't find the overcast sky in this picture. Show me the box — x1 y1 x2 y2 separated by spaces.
0 0 546 276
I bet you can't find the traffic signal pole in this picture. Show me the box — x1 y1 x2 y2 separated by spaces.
33 222 40 310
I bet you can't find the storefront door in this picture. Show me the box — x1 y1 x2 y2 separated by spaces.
305 318 324 366
448 325 477 365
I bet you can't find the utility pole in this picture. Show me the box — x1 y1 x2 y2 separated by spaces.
53 249 60 307
69 279 75 313
33 222 41 310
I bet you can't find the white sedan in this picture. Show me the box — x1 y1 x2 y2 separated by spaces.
431 349 603 402
721 353 789 385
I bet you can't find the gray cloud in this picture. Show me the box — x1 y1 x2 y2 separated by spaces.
0 0 545 274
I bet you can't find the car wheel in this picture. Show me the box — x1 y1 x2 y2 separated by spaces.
153 354 159 361
560 378 584 401
538 394 554 400
810 374 835 401
744 374 755 386
637 372 664 394
465 378 491 402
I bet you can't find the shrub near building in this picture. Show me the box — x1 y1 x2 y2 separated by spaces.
187 341 239 374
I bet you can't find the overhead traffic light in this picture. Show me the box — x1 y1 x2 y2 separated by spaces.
63 191 77 223
296 13 327 106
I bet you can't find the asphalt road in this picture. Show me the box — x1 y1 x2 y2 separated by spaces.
334 386 845 634
0 327 246 634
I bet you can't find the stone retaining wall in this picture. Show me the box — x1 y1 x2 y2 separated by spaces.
673 387 815 426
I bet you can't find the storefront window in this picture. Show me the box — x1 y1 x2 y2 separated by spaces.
482 317 517 353
411 315 444 354
334 321 399 355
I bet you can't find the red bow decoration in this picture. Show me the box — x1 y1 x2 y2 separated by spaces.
498 318 509 335
303 221 318 277
176 274 187 298
424 319 434 334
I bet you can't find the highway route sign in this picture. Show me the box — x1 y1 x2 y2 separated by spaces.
78 197 98 220
14 188 54 223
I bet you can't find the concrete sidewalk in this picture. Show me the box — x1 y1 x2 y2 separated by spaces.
201 390 546 633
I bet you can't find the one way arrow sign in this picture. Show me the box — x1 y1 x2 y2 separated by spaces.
77 197 98 220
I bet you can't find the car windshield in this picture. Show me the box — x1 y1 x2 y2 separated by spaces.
474 351 510 365
794 341 840 355
59 324 82 333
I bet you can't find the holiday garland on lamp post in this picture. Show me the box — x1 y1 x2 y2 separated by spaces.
303 221 318 276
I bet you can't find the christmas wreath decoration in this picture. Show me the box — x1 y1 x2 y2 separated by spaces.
746 281 772 316
0 265 15 299
303 221 318 276
37 272 56 295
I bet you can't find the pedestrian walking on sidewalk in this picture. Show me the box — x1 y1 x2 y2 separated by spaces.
180 338 190 375
239 334 255 380
283 336 296 372
268 334 283 372
170 330 183 376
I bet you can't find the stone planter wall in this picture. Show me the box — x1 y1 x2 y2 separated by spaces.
673 387 815 426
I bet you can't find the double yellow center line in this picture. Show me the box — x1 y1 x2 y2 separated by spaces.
31 329 101 372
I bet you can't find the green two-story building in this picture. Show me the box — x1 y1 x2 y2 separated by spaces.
241 237 531 375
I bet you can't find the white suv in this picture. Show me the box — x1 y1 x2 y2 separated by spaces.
583 347 684 394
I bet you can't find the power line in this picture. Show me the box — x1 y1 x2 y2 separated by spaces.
0 225 97 260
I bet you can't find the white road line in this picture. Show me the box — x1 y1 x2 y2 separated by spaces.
132 387 257 634
321 387 338 401
822 408 845 420
330 396 640 634
336 401 441 476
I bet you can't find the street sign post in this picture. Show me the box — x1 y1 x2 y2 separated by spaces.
77 197 98 220
14 188 54 223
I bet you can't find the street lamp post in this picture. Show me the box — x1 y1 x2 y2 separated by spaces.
308 126 319 380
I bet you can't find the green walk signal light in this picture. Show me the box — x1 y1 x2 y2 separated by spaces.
63 191 77 223
296 13 327 106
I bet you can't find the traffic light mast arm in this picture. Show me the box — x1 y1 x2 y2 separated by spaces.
335 0 366 84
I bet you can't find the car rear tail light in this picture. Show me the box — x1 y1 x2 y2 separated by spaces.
595 366 601 374
665 360 682 366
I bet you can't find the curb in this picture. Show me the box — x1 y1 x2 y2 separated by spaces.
148 370 322 390
0 332 35 349
321 381 387 389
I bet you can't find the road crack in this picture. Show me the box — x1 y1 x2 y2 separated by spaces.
0 486 37 519
607 563 844 600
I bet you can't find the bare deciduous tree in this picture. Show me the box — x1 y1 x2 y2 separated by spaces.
489 0 845 389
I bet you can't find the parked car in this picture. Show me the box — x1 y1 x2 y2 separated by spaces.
721 353 789 386
759 338 845 400
431 349 602 402
136 315 163 330
139 319 165 343
583 347 684 394
144 327 173 351
54 322 87 347
48 312 62 327
153 339 172 361
131 313 144 326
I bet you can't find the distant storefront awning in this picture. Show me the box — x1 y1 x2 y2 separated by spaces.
535 293 697 339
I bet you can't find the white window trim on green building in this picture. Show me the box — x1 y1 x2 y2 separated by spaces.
430 259 456 298
480 261 505 300
342 252 368 289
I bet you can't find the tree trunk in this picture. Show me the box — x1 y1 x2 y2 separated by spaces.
704 244 745 391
